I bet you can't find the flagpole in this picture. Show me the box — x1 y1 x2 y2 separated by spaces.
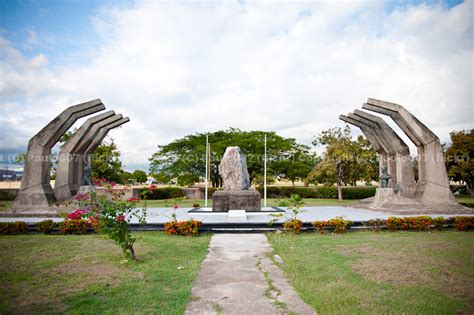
264 134 267 208
205 135 209 207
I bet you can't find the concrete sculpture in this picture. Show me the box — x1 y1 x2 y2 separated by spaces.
54 111 115 201
12 99 105 210
352 109 416 198
362 98 457 206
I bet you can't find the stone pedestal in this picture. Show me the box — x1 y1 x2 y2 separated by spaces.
212 190 261 212
372 188 395 208
77 185 96 196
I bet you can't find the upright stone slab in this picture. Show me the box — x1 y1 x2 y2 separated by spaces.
12 99 105 209
54 111 115 201
346 113 398 189
339 114 388 178
353 109 416 198
363 98 457 206
71 114 124 193
219 146 251 190
212 146 261 212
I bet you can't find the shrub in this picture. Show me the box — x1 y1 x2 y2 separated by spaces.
193 203 200 208
328 217 352 233
164 219 202 236
385 217 405 231
385 216 434 231
256 186 375 199
454 216 474 231
315 186 338 198
0 190 17 201
0 221 28 235
366 218 384 232
36 220 56 234
312 221 330 234
342 187 376 199
140 186 184 200
282 219 303 234
60 219 89 234
433 217 446 231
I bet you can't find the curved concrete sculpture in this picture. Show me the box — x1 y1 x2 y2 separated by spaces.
12 99 105 209
362 98 457 206
54 110 116 201
339 114 388 177
73 114 125 189
346 113 398 189
353 109 416 198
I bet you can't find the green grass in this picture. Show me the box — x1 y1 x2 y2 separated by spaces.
0 200 12 211
0 232 210 314
140 198 357 208
267 231 474 314
455 195 474 206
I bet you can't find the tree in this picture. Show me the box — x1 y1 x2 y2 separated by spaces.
133 170 148 183
59 130 125 184
308 126 378 200
149 128 316 187
91 138 124 183
445 129 474 195
275 150 319 185
14 153 26 164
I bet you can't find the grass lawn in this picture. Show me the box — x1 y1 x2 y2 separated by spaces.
268 231 474 314
140 198 358 208
0 232 210 314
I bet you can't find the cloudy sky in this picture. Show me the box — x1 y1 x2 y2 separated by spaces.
0 0 472 172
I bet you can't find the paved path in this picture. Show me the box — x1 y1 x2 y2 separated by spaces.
185 234 316 315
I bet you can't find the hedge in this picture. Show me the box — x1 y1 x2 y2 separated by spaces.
139 187 184 200
255 186 376 199
0 190 17 201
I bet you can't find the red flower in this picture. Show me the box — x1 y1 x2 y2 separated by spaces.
117 214 126 222
173 204 179 209
128 197 140 202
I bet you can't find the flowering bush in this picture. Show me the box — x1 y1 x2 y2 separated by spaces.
164 219 202 236
366 218 384 232
36 220 56 234
385 216 434 231
66 179 147 260
282 219 303 234
328 217 352 233
433 217 446 231
312 217 352 234
313 221 330 234
60 218 90 234
454 216 474 231
0 221 28 235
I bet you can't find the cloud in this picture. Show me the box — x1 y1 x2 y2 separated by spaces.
0 0 472 171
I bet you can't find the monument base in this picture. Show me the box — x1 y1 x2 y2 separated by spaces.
212 190 261 212
12 184 57 208
77 185 97 195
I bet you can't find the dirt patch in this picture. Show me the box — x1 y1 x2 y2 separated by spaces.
336 238 474 302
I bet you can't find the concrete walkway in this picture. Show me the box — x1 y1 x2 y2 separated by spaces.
185 234 316 315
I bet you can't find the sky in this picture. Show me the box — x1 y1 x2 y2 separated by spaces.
0 0 472 172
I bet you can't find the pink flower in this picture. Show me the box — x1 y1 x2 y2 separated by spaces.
117 214 126 222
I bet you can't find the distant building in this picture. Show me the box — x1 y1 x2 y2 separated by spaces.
0 169 17 181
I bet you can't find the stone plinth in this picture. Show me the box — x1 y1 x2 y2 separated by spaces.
212 190 261 212
372 188 395 208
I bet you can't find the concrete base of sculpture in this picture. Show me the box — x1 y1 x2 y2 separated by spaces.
54 184 79 201
212 190 261 212
77 185 96 196
371 188 395 208
358 187 474 214
12 184 57 209
414 182 458 207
